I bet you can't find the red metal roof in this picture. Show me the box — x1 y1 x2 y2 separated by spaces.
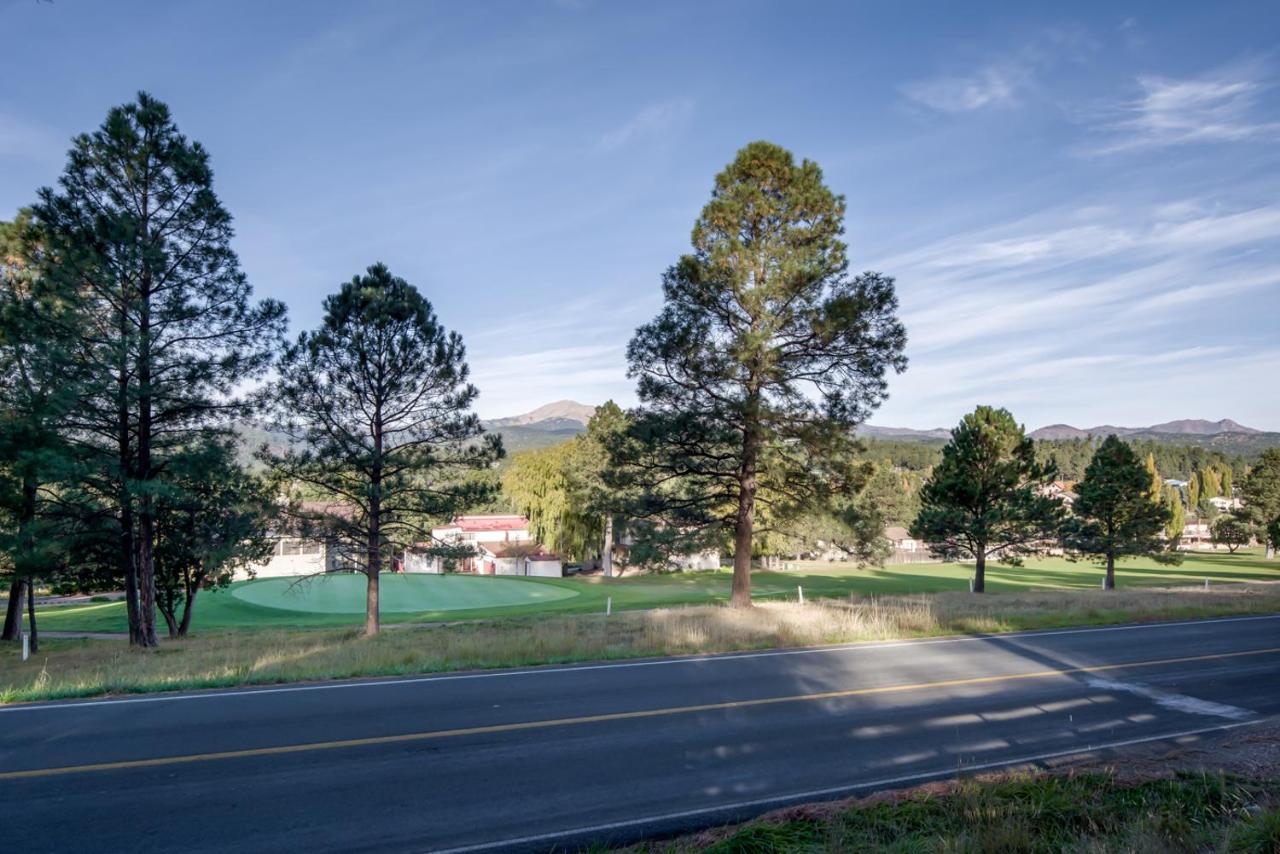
449 515 530 533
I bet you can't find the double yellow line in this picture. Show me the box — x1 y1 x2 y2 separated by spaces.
3 645 1277 781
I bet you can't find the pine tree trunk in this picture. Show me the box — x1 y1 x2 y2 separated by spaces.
26 576 37 654
731 492 754 607
1104 553 1115 590
973 549 986 593
2 577 25 641
118 348 144 646
134 265 159 648
365 562 380 637
601 515 614 579
731 408 760 609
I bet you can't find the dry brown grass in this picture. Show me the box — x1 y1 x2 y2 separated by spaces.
3 582 1279 703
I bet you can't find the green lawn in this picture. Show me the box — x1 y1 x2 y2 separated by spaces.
30 549 1280 634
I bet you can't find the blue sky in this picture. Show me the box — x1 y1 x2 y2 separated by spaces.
2 1 1278 429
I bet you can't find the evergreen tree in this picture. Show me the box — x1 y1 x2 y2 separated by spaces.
1187 472 1200 509
910 406 1062 593
1063 436 1171 589
0 211 86 646
1221 467 1233 498
614 141 906 606
1164 486 1185 542
1241 449 1280 559
262 263 500 635
33 93 286 646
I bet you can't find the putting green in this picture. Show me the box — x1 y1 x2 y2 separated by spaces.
230 573 578 615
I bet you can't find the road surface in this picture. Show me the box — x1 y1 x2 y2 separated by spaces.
3 614 1279 852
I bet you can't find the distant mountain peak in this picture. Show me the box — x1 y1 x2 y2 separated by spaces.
489 400 596 428
1029 418 1262 440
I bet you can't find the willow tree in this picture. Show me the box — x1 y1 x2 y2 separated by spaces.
1063 435 1171 589
910 406 1062 593
616 141 906 606
262 264 500 635
502 441 597 561
33 93 286 646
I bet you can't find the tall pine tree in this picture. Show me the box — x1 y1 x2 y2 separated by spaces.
33 93 286 646
262 264 500 635
1063 435 1171 589
614 141 906 606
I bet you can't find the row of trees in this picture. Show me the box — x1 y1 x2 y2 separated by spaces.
1 94 500 643
910 409 1280 592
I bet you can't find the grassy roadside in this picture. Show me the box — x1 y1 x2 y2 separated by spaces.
622 721 1280 852
619 771 1280 853
4 582 1280 703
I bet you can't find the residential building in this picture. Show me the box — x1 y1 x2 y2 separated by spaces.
408 515 563 577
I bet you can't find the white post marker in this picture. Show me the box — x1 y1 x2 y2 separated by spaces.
1205 578 1210 590
21 632 29 662
606 596 612 617
1101 576 1106 590
797 586 804 605
969 577 975 593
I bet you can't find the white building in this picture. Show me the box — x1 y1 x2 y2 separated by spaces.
239 501 359 580
408 515 563 577
884 526 919 552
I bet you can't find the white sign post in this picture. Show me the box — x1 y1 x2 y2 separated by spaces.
21 632 29 662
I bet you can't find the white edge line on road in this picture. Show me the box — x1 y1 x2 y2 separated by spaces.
5 612 1278 713
431 719 1265 854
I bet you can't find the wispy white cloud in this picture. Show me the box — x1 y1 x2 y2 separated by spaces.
597 97 695 151
900 28 1096 114
869 196 1280 429
901 66 1025 113
1086 63 1280 154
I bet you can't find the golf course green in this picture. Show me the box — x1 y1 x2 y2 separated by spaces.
230 573 578 614
29 549 1280 633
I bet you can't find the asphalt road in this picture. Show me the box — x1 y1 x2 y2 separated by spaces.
3 614 1279 853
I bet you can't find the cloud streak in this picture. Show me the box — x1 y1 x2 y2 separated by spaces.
1086 63 1280 154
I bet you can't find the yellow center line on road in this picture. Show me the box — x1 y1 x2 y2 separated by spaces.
4 645 1278 781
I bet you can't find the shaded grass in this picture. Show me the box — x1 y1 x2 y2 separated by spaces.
28 548 1280 633
627 771 1280 853
4 582 1280 703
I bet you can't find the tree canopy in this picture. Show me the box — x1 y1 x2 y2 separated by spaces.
31 92 286 645
1063 435 1171 589
613 141 906 605
910 406 1062 593
261 263 500 634
1241 449 1280 559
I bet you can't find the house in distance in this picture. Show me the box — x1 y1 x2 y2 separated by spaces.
408 515 564 577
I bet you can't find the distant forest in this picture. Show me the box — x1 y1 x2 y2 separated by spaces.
862 436 1261 481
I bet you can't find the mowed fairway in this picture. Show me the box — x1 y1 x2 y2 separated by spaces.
31 549 1280 633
